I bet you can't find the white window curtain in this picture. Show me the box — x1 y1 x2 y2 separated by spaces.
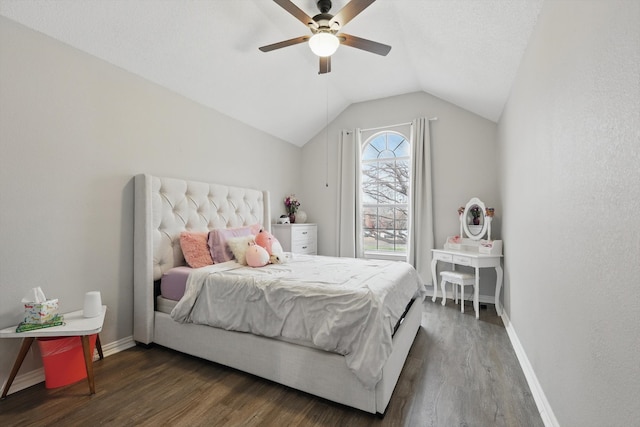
407 117 434 285
336 129 363 258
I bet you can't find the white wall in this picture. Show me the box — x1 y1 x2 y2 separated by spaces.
0 17 301 378
498 1 640 425
301 91 500 292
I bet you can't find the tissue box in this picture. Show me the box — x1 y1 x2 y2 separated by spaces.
24 299 59 324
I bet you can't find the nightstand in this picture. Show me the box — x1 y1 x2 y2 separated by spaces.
0 306 106 398
272 223 317 255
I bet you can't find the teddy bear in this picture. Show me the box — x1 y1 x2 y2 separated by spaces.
255 228 284 257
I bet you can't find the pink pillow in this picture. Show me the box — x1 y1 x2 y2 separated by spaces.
180 231 213 268
208 224 261 263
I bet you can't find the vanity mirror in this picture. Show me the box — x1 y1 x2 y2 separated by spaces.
462 197 488 240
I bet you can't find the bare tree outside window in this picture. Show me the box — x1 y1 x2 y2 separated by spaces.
361 132 410 254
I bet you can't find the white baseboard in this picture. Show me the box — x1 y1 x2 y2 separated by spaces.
425 288 495 305
501 312 559 427
100 335 136 358
1 367 45 396
1 335 136 397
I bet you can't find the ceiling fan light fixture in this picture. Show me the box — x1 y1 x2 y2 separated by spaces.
260 0 390 73
309 32 340 57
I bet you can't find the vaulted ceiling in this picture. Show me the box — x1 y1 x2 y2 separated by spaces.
0 0 544 146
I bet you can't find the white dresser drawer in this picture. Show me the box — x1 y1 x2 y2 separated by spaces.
453 255 472 266
292 226 315 242
292 240 316 254
433 252 453 262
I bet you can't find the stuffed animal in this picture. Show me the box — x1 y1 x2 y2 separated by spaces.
245 242 270 268
255 229 284 256
269 254 284 264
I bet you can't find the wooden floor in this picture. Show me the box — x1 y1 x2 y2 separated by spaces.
0 299 544 427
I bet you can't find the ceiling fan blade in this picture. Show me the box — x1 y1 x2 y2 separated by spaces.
273 0 317 29
330 0 376 28
339 33 391 56
319 56 331 74
259 35 310 53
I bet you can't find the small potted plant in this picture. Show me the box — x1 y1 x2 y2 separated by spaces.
284 195 300 223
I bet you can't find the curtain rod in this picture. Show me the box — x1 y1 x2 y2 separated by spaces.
361 117 438 133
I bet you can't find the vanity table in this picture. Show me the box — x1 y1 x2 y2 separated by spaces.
431 246 503 315
431 197 504 316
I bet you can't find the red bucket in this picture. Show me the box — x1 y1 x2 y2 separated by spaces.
37 334 97 388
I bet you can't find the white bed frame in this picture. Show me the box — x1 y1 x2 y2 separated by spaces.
133 174 423 415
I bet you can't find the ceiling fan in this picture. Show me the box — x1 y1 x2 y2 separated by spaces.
259 0 391 74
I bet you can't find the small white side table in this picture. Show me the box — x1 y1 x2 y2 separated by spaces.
0 305 106 399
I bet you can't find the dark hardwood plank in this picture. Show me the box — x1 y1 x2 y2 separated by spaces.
0 300 543 426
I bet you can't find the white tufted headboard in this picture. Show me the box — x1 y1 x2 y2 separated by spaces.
133 174 271 344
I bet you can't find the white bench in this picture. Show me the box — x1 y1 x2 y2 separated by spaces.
439 271 478 319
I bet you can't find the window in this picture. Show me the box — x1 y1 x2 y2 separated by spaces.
361 131 411 257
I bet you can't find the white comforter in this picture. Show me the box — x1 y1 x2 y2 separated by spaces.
171 254 425 388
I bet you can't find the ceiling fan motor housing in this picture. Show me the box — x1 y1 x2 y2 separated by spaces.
310 13 337 34
317 0 332 14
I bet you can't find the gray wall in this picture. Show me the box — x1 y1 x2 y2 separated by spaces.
0 17 301 376
498 1 640 425
301 91 500 292
5 2 638 423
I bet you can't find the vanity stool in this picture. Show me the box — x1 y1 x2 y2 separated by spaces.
440 271 478 318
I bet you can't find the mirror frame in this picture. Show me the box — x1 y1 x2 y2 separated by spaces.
462 197 488 240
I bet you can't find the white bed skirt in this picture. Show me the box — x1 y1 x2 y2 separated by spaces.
152 295 423 414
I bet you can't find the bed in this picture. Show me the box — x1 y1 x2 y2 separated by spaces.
133 174 425 415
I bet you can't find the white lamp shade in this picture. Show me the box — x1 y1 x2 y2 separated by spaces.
83 291 102 318
308 33 340 57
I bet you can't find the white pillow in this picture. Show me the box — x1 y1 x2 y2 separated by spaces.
226 235 256 265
